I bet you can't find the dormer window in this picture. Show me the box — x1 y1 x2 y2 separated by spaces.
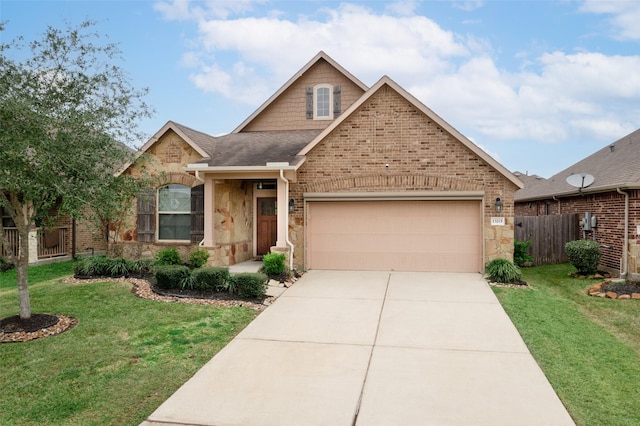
306 85 341 120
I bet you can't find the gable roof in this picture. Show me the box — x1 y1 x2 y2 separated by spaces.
515 128 640 201
191 130 321 168
297 75 524 189
116 120 215 175
512 171 547 200
232 51 369 133
140 120 213 158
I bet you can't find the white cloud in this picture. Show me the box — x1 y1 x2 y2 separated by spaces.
155 0 640 152
182 2 471 103
580 0 640 40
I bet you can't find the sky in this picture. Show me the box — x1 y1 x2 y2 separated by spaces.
2 0 640 178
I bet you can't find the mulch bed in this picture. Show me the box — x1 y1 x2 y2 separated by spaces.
487 279 529 289
0 314 78 343
600 282 640 296
1 276 274 344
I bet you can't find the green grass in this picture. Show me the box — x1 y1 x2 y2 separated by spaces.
0 261 258 425
493 264 640 426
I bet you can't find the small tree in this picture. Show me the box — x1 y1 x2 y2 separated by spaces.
0 21 152 319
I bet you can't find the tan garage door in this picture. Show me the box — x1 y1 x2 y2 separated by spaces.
306 200 482 272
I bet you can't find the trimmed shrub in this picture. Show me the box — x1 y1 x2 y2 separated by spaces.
263 252 286 276
192 267 230 292
0 256 14 272
514 239 534 267
565 239 601 275
155 248 183 266
154 265 191 290
231 272 268 298
188 249 210 269
73 256 111 277
486 258 521 283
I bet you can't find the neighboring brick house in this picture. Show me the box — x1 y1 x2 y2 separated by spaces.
1 205 107 265
113 51 523 273
515 128 640 277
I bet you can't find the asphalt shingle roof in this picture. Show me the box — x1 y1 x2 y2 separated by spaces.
515 128 640 201
191 129 323 167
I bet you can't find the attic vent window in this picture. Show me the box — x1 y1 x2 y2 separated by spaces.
306 85 341 120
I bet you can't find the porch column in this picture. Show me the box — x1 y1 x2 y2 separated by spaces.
202 176 216 247
275 176 288 247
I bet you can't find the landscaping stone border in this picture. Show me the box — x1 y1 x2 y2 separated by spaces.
587 280 640 300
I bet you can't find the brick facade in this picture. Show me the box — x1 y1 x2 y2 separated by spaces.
515 190 640 275
289 84 519 269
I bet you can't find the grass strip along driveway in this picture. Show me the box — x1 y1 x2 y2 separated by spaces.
493 264 640 426
0 262 258 425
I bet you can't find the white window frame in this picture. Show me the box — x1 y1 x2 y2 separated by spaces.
157 184 191 242
314 84 333 120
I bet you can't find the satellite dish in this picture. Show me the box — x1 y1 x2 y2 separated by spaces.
566 173 595 189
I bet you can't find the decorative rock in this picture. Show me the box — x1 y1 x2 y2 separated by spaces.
605 291 618 299
632 293 640 300
619 294 631 299
593 274 604 279
597 293 608 297
268 279 280 287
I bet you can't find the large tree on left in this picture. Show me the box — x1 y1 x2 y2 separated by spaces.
0 21 153 319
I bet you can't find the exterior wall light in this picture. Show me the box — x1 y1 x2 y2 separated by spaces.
495 197 503 213
289 198 295 213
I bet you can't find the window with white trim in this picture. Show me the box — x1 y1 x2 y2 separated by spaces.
306 85 341 120
157 184 191 240
314 85 332 119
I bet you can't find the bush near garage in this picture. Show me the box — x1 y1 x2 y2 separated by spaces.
486 258 522 284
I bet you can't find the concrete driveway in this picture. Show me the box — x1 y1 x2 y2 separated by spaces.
141 270 574 426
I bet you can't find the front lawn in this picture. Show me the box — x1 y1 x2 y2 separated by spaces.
0 261 258 425
493 264 640 426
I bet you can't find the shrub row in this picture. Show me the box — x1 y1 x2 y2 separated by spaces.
74 256 154 278
154 248 210 268
154 265 267 298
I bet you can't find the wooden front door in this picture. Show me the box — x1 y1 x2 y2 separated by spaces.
257 197 277 256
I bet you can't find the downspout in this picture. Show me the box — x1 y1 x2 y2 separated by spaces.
617 188 629 278
552 196 560 215
279 169 295 271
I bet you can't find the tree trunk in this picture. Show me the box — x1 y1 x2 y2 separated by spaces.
17 218 31 320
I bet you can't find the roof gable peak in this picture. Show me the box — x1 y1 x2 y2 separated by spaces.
297 75 523 189
232 51 368 133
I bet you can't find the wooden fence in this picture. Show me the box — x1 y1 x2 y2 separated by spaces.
1 227 69 260
515 214 579 265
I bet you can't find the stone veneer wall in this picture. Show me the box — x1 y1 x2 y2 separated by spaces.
288 85 518 271
111 130 254 267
